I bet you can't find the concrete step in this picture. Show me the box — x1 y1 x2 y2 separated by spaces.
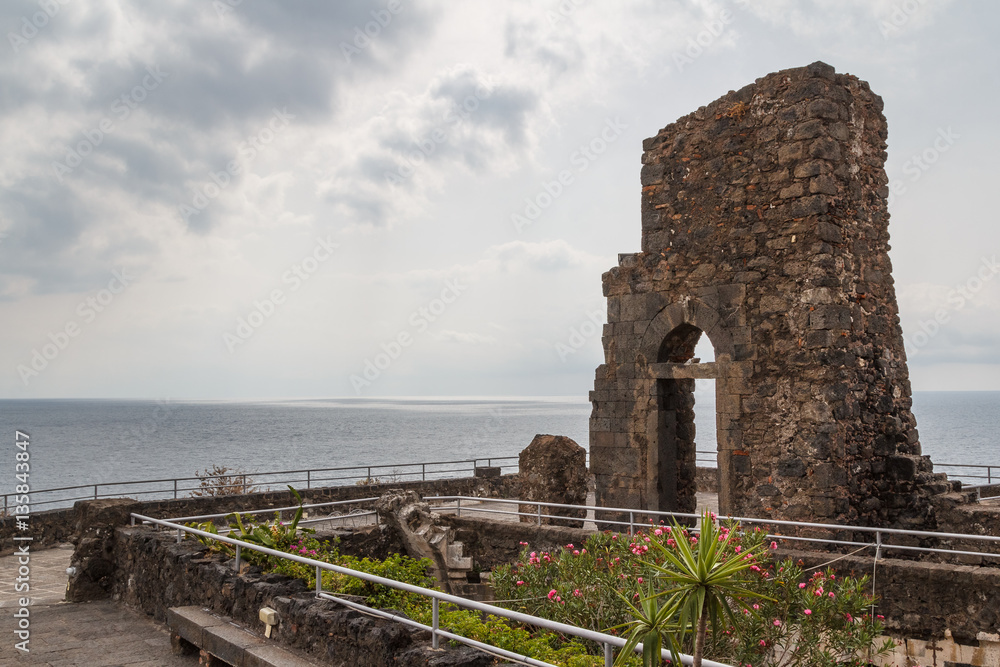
167 606 321 667
446 541 473 570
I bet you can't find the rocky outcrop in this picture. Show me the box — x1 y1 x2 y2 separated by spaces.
517 434 589 527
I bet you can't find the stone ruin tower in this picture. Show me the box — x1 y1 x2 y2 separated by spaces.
589 61 963 530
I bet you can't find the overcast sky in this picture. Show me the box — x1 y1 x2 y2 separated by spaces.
1 0 997 400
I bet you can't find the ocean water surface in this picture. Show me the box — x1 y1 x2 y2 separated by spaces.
0 392 996 502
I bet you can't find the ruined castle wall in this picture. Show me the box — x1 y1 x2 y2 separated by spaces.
591 62 961 528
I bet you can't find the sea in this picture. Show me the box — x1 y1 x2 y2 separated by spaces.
0 391 996 505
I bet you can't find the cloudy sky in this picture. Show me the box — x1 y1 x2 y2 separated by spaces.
1 0 997 399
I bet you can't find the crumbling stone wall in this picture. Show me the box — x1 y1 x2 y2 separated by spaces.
590 61 965 529
518 434 589 526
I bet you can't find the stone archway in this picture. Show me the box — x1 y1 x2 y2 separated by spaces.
589 62 963 530
635 300 745 516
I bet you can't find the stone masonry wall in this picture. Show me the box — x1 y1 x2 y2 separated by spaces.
590 61 967 530
111 526 492 667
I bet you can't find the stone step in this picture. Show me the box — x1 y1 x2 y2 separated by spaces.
167 606 321 667
446 541 473 570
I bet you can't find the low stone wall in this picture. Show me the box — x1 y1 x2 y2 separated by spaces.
695 466 719 494
439 515 595 573
111 525 492 667
787 547 1000 663
0 474 518 555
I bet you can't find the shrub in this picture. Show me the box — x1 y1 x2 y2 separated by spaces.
493 518 894 666
190 464 258 496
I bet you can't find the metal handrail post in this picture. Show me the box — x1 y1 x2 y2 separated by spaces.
316 566 322 595
234 545 241 572
432 598 440 649
176 528 182 543
629 512 634 536
536 504 541 526
94 484 98 500
307 470 311 489
604 643 613 667
173 479 178 499
456 498 462 518
422 463 426 481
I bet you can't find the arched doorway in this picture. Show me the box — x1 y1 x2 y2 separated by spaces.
652 323 701 513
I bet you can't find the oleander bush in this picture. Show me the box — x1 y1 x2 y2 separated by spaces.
492 514 894 667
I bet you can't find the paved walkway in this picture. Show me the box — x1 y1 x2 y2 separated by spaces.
0 545 197 666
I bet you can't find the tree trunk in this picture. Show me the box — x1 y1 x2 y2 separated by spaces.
693 599 709 667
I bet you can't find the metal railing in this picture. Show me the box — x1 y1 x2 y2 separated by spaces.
696 451 998 493
427 496 1000 562
159 496 381 531
1 457 518 515
932 462 997 485
131 512 732 667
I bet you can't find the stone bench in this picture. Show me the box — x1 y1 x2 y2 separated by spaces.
167 606 320 667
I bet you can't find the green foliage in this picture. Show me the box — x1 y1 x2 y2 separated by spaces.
609 580 682 667
493 518 895 667
263 536 609 667
645 512 772 666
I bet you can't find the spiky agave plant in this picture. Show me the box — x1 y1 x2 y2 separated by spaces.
610 580 683 667
647 512 772 667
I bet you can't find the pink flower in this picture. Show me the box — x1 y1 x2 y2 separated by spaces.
770 541 778 550
573 550 580 555
516 581 524 586
752 604 760 610
637 577 643 584
828 592 835 598
547 589 557 600
611 534 618 540
773 619 781 627
759 640 766 646
566 544 574 549
798 583 807 589
804 609 812 616
573 589 581 597
654 528 663 536
519 541 528 546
